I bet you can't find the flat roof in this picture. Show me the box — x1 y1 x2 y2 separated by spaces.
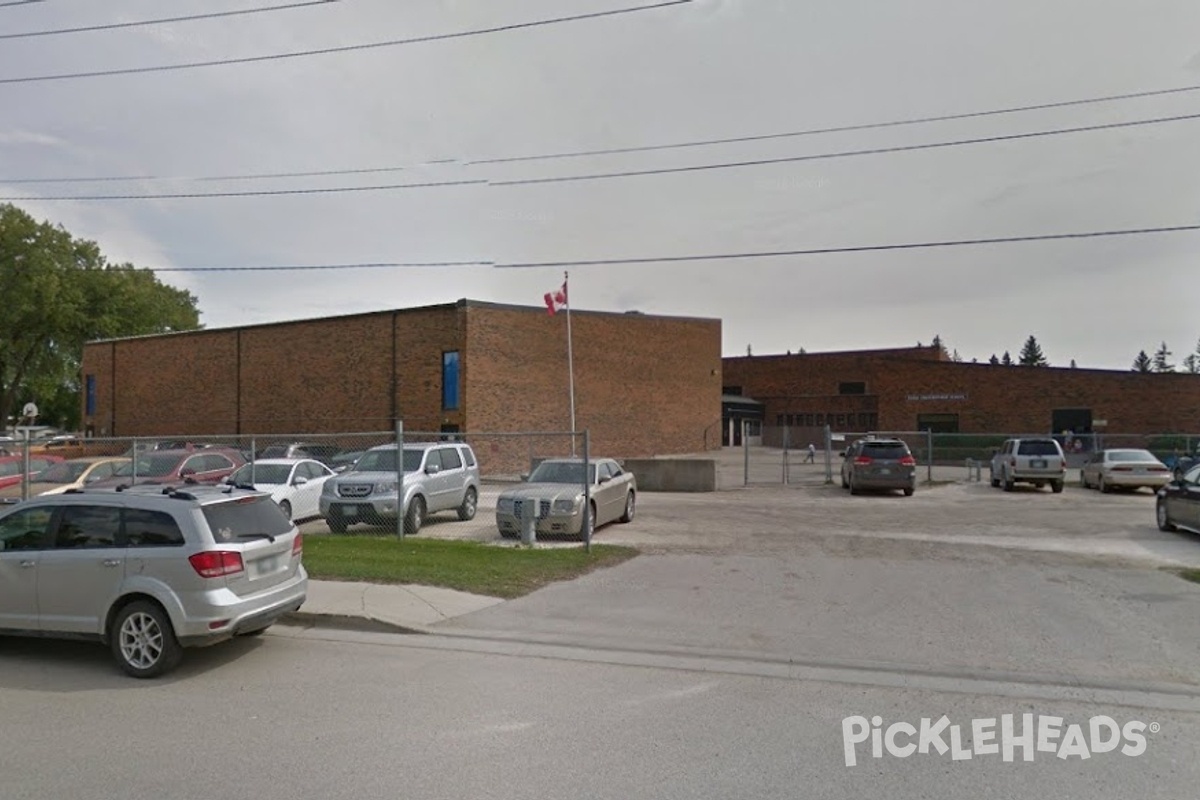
85 298 720 345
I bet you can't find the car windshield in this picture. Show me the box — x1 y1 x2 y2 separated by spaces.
113 454 181 478
353 448 423 473
1017 440 1059 456
528 461 596 484
32 461 91 484
861 443 909 459
1107 449 1157 463
230 464 291 485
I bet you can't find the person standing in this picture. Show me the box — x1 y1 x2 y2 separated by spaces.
806 443 816 463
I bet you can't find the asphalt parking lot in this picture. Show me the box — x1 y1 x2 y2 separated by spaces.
299 460 1200 570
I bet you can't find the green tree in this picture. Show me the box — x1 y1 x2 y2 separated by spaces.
1001 351 1013 366
1131 350 1152 372
1184 353 1200 374
1018 335 1048 366
0 204 201 430
1152 341 1174 373
988 354 1000 365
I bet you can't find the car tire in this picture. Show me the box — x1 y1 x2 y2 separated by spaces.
1157 498 1177 532
405 495 425 535
1080 472 1089 489
1098 475 1110 494
1002 471 1014 492
457 487 478 521
110 600 183 679
849 475 860 496
990 472 1000 488
1051 480 1064 494
327 515 346 534
903 486 914 497
841 472 849 489
278 500 292 521
619 491 635 523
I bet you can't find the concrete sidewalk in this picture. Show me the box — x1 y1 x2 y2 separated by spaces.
285 579 505 634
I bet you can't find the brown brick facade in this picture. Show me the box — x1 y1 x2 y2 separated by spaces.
724 347 1200 435
81 300 722 461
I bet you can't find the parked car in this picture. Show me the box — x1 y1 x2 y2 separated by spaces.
226 458 335 521
839 437 916 496
0 484 306 678
0 456 129 500
0 454 65 491
320 441 480 534
329 450 364 473
989 437 1066 492
495 457 636 539
1156 464 1200 534
255 442 342 467
1170 449 1200 482
1080 448 1171 493
90 448 246 488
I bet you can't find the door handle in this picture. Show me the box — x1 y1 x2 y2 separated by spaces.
19 560 35 569
102 559 121 567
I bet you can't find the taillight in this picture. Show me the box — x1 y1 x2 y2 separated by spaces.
1009 458 1016 467
899 455 916 466
854 456 873 465
189 551 244 578
1149 466 1168 472
1112 466 1132 472
1060 460 1066 469
292 533 303 558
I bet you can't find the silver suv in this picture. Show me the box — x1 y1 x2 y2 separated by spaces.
990 437 1067 493
0 484 307 678
320 441 480 534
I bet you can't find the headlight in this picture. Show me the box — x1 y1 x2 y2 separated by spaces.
553 497 579 513
322 481 337 495
375 481 397 494
497 498 514 513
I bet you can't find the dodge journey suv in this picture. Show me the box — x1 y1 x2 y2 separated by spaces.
0 484 307 678
320 441 480 534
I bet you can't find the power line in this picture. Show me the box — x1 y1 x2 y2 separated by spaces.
6 111 1196 201
492 112 1200 186
494 225 1200 268
0 178 484 201
0 0 692 85
0 0 340 40
152 260 494 272
470 85 1200 166
0 0 45 7
7 81 1198 185
140 224 1200 272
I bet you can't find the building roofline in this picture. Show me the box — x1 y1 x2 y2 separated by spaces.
724 345 942 360
85 298 718 345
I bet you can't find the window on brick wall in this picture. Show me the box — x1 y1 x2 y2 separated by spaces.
839 381 866 395
804 413 814 426
442 351 460 410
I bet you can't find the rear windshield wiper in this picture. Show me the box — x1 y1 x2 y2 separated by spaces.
236 533 276 543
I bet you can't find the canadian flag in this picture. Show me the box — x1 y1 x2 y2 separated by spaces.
544 280 568 315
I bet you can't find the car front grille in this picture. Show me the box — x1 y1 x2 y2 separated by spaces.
511 499 552 519
338 484 373 498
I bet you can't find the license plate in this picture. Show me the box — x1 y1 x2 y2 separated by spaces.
1031 460 1046 468
878 468 891 475
342 504 357 517
253 555 280 576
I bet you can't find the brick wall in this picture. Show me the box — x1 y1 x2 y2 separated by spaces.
723 349 1200 435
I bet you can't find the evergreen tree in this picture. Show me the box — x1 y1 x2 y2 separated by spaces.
1131 350 1152 372
951 349 962 362
1069 359 1077 369
1152 342 1174 373
988 354 1000 365
1018 335 1048 367
1001 351 1013 366
1184 354 1199 374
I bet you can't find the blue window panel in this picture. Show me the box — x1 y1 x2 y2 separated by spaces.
85 374 97 416
442 351 460 410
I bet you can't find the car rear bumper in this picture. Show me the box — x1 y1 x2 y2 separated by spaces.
1104 473 1171 488
850 470 916 490
1009 470 1065 482
174 568 308 646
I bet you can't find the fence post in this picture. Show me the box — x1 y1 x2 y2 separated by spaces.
824 424 833 484
926 429 933 484
20 437 30 502
132 436 140 484
743 420 750 486
583 430 592 553
395 420 405 540
250 436 257 485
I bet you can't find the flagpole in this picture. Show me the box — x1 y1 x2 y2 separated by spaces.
565 270 577 455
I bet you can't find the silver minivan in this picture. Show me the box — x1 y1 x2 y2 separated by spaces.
320 441 480 534
0 485 307 678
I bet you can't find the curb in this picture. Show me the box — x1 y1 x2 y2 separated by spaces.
283 611 429 636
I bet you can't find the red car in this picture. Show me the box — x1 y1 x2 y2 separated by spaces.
88 448 246 488
0 454 65 490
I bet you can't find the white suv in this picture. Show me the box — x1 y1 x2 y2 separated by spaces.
990 438 1067 493
0 484 307 678
320 441 480 534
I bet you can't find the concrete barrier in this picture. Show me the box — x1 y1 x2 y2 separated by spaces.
622 458 718 492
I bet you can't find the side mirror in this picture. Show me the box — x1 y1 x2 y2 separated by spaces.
293 476 309 486
599 475 611 484
425 464 441 475
520 473 529 482
179 468 196 478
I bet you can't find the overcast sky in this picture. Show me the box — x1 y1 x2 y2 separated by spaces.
2 0 1199 369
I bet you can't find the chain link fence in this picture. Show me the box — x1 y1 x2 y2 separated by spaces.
0 429 607 547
